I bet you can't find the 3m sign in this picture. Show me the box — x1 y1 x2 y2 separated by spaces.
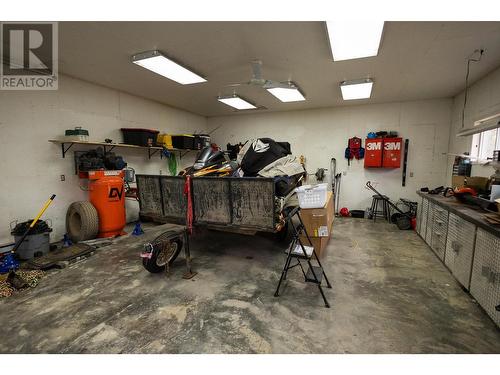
384 141 401 151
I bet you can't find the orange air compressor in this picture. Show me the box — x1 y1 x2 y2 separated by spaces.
88 170 126 238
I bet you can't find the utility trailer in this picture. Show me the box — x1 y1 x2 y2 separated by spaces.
136 175 282 233
136 175 290 274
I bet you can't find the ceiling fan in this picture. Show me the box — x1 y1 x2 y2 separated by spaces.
227 60 298 90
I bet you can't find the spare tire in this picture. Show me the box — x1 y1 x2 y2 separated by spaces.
143 236 183 273
66 201 99 242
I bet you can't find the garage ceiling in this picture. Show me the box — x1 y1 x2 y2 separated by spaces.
59 21 500 117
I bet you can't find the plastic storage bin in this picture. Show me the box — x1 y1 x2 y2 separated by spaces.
121 128 159 147
295 183 328 209
157 134 173 149
172 135 195 149
193 134 211 150
64 127 89 142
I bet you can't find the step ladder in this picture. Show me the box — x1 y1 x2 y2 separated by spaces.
274 206 332 308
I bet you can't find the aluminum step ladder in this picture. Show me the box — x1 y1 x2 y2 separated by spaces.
274 206 332 308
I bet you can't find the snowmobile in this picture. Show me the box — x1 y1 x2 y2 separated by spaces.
179 146 237 177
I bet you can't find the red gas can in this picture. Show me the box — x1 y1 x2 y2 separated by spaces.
88 170 126 238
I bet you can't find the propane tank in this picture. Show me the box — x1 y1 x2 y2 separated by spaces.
88 170 126 238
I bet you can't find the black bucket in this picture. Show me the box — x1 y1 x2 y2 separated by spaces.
350 210 365 218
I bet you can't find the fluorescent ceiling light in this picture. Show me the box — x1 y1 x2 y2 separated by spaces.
218 96 257 110
457 113 500 137
326 21 384 61
132 50 206 85
267 87 306 102
340 79 373 100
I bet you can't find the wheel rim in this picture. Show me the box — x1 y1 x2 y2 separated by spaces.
155 240 178 267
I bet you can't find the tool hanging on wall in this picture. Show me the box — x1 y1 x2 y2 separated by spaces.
314 168 327 182
402 139 409 186
330 158 337 192
330 158 343 215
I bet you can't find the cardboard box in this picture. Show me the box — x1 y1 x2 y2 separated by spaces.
299 230 331 258
299 191 334 237
298 192 334 258
451 176 490 191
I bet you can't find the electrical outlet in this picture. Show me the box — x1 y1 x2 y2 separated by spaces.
60 174 65 181
410 172 414 178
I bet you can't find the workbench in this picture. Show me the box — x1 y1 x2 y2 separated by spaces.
416 191 499 327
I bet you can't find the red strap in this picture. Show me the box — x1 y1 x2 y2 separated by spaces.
183 175 193 234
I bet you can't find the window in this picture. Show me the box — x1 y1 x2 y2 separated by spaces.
470 128 500 161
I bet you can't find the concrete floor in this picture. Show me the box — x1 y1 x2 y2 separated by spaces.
0 218 499 353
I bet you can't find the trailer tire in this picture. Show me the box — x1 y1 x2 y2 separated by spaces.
143 237 183 273
66 201 99 242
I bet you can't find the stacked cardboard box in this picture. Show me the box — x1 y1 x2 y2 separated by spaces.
299 192 334 258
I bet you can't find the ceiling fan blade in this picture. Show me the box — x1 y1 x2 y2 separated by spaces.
226 82 248 87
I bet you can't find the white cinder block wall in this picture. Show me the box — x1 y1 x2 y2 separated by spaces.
208 99 452 211
0 74 207 245
447 65 500 179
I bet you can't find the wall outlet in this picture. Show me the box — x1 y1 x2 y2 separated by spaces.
409 172 414 177
60 174 65 181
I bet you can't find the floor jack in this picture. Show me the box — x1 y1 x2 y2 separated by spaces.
274 206 332 307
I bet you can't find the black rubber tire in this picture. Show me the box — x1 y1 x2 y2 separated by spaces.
143 238 183 273
66 201 99 242
391 212 403 224
396 216 412 230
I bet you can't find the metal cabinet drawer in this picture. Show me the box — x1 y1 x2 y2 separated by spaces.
444 213 477 289
425 202 434 246
430 207 448 260
416 196 423 235
431 229 447 260
470 228 500 327
420 198 429 240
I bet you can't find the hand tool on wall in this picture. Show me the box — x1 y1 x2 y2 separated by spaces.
402 139 409 186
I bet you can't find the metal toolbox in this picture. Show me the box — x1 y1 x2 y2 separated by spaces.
416 196 423 235
444 212 477 289
425 201 435 246
430 205 448 261
470 228 500 327
420 198 429 241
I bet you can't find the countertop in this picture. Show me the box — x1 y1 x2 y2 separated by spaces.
417 191 500 238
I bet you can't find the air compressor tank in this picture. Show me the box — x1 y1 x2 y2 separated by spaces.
88 170 126 238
